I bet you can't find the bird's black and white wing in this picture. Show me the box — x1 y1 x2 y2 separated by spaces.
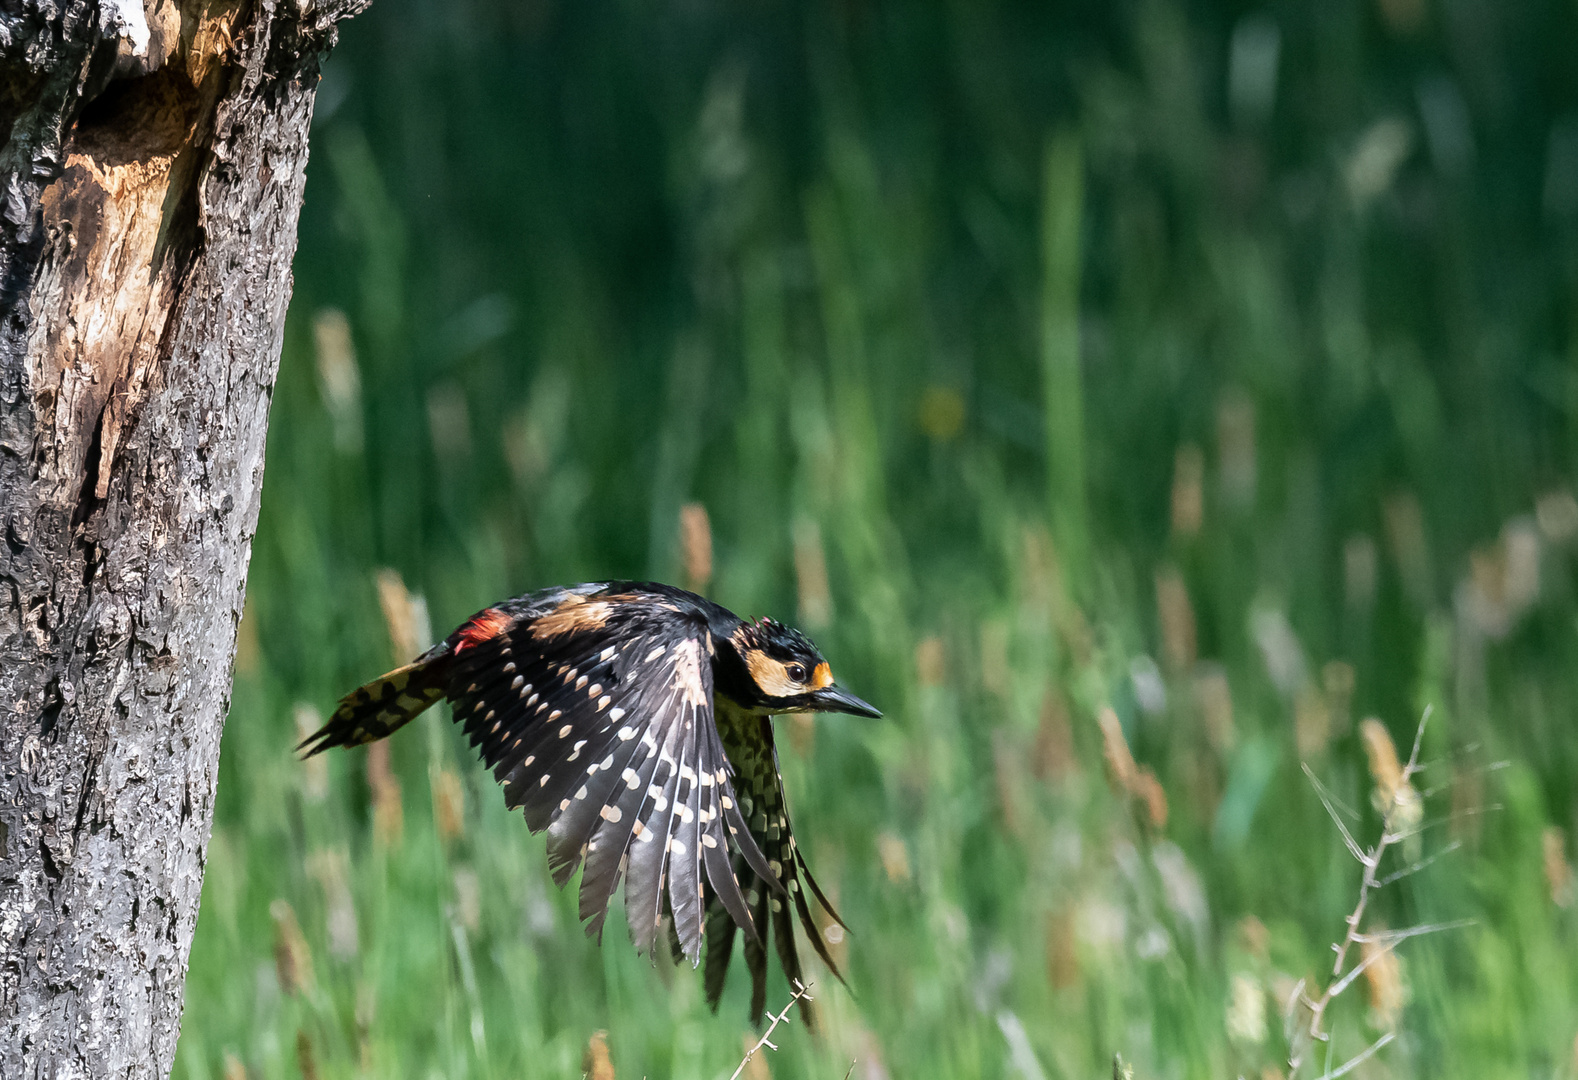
703 706 848 1025
442 585 777 960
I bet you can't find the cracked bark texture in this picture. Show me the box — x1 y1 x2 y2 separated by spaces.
0 1 368 1076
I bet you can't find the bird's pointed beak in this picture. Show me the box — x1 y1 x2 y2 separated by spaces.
811 684 882 718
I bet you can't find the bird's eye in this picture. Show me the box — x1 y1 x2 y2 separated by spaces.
786 662 808 683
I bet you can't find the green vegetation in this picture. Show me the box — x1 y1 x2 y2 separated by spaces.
179 2 1578 1077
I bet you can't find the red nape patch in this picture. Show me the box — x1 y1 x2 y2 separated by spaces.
455 608 512 653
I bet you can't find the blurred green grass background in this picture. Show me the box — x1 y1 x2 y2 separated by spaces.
178 1 1578 1077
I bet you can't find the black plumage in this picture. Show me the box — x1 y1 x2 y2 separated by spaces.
300 581 881 1023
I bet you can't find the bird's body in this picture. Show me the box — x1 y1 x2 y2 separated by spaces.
300 581 879 1023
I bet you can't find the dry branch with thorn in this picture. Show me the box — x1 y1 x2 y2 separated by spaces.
731 981 814 1080
1287 709 1473 1077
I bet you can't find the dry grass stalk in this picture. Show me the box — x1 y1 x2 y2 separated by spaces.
1217 390 1257 509
1171 443 1204 538
979 621 1010 698
788 712 815 758
991 728 1029 838
234 593 261 678
1288 710 1470 1077
730 981 814 1080
1342 535 1378 614
1098 706 1168 829
431 765 466 845
1045 907 1080 990
270 899 314 996
304 848 358 960
875 832 911 884
1032 691 1076 782
679 502 713 594
376 568 428 664
1194 666 1236 757
367 740 403 847
1154 567 1197 672
296 1031 320 1080
313 307 363 454
1321 662 1355 739
914 636 945 688
583 1030 615 1080
1359 932 1406 1030
793 518 832 629
1294 685 1330 760
293 703 328 803
1543 827 1573 908
1382 491 1433 610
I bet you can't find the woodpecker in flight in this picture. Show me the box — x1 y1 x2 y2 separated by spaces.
300 581 880 1023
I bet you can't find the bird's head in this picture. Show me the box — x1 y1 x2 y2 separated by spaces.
725 618 882 718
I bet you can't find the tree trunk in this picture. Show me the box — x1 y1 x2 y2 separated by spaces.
0 2 367 1075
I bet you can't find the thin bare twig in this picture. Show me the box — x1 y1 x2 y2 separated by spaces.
730 980 814 1080
1375 841 1461 887
1302 764 1367 864
1316 1031 1394 1080
1289 709 1471 1076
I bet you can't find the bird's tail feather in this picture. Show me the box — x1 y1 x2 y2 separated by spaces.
298 653 450 757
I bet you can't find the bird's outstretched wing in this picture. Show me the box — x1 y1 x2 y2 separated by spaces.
703 707 848 1025
444 586 778 961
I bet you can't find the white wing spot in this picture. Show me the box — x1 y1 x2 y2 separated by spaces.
645 645 666 662
600 805 622 822
677 805 694 823
610 707 626 722
576 675 589 690
511 675 524 690
575 785 588 800
701 835 717 848
617 726 636 741
670 638 707 706
558 723 573 738
600 646 616 661
503 662 516 674
588 683 602 697
668 839 686 854
539 775 550 787
721 796 734 810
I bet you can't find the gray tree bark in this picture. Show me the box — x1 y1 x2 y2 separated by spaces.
0 2 367 1076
